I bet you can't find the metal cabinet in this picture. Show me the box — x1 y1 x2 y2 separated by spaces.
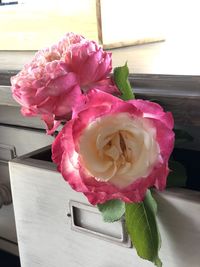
9 147 200 267
2 71 200 265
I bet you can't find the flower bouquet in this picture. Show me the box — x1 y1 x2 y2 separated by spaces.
11 33 186 266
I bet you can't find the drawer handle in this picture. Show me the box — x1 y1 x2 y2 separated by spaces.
0 143 16 163
69 200 131 247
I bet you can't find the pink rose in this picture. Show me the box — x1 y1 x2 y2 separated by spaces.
11 33 84 133
52 90 174 205
11 33 116 133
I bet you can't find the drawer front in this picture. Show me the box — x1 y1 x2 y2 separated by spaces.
0 125 53 157
9 152 200 267
0 125 53 186
0 126 53 251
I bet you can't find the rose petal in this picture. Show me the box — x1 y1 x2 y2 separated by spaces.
46 72 79 96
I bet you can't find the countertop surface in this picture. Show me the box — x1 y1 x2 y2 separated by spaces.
1 38 200 75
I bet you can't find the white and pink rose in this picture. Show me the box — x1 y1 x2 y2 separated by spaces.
52 90 174 205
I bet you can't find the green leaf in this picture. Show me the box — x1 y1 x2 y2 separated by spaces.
97 199 125 222
125 190 162 267
167 160 187 188
113 62 135 100
174 128 193 145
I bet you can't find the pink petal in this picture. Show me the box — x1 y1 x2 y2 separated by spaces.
52 121 88 191
129 99 174 129
54 85 82 117
41 114 61 134
151 118 175 161
79 50 112 85
85 77 120 95
21 106 37 116
45 72 79 96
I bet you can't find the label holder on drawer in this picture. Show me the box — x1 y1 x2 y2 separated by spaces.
69 200 131 248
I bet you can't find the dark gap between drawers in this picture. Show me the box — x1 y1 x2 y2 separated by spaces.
30 148 200 192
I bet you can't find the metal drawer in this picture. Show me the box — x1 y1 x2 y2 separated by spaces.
9 147 200 267
0 126 53 254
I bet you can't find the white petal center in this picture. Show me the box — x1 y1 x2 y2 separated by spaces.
79 113 160 188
